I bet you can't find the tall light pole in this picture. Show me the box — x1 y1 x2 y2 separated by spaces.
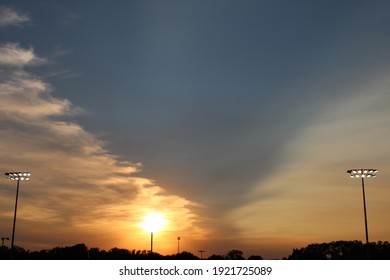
140 212 165 255
5 172 31 259
198 250 205 259
347 169 377 260
177 236 180 254
150 232 153 254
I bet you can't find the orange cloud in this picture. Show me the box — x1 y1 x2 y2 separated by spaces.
0 43 206 254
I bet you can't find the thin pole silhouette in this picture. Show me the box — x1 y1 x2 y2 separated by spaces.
361 177 369 259
10 179 20 259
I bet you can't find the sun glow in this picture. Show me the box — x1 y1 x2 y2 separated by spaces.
140 212 166 233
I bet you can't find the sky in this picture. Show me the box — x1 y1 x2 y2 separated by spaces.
0 0 390 259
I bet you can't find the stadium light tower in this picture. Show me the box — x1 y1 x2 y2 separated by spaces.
177 236 181 254
347 169 377 259
4 172 31 259
198 250 205 259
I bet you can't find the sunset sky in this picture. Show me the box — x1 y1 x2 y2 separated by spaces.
1 0 390 259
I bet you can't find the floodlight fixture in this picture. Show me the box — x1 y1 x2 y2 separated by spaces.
347 169 377 179
347 168 377 260
5 172 31 181
4 171 31 259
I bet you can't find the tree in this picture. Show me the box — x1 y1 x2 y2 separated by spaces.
0 246 10 260
288 241 368 260
165 251 199 260
208 254 225 260
107 247 131 259
226 249 244 260
88 247 103 259
248 255 263 260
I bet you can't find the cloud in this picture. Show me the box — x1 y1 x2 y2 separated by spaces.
0 70 78 121
0 6 29 27
228 72 390 252
0 43 46 67
0 42 205 252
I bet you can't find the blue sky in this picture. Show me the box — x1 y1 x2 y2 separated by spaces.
1 1 390 258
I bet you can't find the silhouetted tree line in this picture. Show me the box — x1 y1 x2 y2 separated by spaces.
208 249 263 260
0 244 199 260
288 240 390 260
1 240 389 260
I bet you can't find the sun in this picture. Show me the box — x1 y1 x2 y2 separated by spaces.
140 212 166 233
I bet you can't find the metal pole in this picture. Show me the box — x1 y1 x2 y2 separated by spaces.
150 232 153 254
177 237 180 254
11 179 20 259
361 177 369 260
198 250 205 259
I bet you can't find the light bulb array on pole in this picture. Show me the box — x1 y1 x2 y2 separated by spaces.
347 169 377 260
5 172 31 259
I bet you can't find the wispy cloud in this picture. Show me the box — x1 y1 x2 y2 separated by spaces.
42 69 81 80
0 6 29 27
0 43 45 67
229 72 390 251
